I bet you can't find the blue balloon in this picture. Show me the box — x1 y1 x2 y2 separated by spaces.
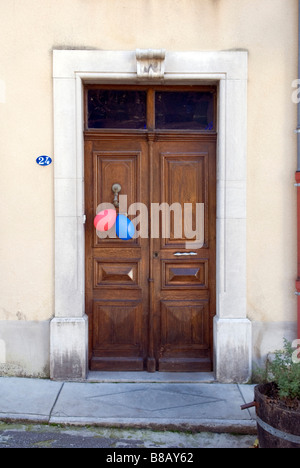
116 214 135 240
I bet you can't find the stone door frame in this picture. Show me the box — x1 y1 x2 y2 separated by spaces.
50 49 251 383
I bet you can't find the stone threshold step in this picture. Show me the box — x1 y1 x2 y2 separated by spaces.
86 371 216 383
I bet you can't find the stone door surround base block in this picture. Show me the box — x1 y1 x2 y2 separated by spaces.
50 317 88 380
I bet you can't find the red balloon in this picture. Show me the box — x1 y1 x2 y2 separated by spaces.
94 209 117 232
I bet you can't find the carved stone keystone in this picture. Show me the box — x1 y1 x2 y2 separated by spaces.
136 49 166 80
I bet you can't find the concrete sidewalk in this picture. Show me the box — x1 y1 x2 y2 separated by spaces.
0 373 257 434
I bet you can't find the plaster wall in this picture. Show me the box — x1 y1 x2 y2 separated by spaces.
0 0 298 376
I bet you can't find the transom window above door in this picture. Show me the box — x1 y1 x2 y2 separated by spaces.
85 86 216 131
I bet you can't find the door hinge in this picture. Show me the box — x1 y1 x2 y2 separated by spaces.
83 214 86 224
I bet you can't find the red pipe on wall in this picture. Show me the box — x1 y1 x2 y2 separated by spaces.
296 171 300 339
296 170 300 339
296 1 300 340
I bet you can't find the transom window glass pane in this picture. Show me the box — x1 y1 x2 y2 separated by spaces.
87 89 147 129
155 91 214 130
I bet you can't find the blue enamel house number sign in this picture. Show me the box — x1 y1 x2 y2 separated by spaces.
36 155 52 166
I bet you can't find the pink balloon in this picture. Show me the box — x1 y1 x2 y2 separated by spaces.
94 209 117 232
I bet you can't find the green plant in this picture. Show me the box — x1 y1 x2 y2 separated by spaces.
267 338 300 401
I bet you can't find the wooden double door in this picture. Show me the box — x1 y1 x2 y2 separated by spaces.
84 86 216 372
85 131 216 372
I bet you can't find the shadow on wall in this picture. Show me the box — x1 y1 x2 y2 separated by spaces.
0 321 50 378
0 339 6 364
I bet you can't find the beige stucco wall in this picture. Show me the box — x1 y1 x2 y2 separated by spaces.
0 0 298 372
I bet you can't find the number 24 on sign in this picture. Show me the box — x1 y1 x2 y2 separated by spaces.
36 155 52 166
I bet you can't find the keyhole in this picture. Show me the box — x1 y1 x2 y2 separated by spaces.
153 252 159 258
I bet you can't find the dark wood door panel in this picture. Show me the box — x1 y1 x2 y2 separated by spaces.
158 300 211 372
93 150 141 247
93 258 140 289
85 131 216 373
160 301 210 349
91 299 145 371
161 151 208 248
85 135 149 370
162 259 209 289
152 138 216 372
